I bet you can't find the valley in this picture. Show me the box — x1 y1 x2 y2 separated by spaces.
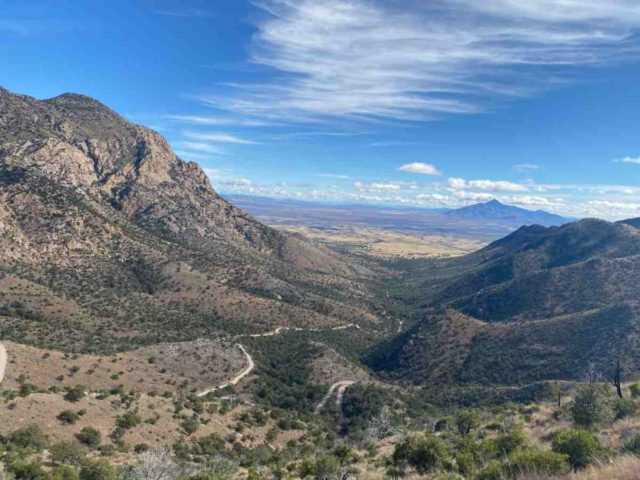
2 87 640 480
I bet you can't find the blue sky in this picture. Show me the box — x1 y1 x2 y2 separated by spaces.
3 0 640 219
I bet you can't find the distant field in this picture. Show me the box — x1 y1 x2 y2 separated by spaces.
227 194 518 242
275 224 485 258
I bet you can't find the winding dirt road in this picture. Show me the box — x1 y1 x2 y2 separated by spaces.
314 380 355 413
197 344 254 397
0 342 7 385
198 323 361 399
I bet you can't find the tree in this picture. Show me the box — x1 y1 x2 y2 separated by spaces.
552 429 602 471
455 410 480 436
79 462 117 480
571 384 613 428
393 434 450 475
50 441 87 466
612 358 624 399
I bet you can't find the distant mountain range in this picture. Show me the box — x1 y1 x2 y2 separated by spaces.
229 195 573 241
445 199 570 226
368 218 640 385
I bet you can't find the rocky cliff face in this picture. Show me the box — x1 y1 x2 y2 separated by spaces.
0 87 376 352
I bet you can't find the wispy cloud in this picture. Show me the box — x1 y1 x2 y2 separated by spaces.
183 131 259 145
153 8 213 18
202 0 640 123
399 162 441 176
514 163 541 172
614 156 640 164
448 178 528 192
175 141 224 155
317 173 350 180
165 115 272 127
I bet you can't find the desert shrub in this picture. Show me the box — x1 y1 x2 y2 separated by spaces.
615 398 638 420
623 433 640 455
181 417 200 435
551 429 602 470
504 447 569 477
79 461 116 480
116 412 142 430
455 409 480 436
629 383 640 399
9 425 48 451
64 385 86 403
9 461 49 480
476 460 504 480
51 465 80 480
50 441 87 466
493 427 527 456
393 434 450 475
571 384 613 428
57 410 80 425
76 427 101 448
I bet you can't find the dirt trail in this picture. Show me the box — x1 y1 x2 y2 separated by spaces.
243 323 360 339
196 344 254 397
0 343 6 385
314 380 355 413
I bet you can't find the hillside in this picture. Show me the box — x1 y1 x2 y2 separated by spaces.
0 87 379 352
369 218 640 385
445 199 569 227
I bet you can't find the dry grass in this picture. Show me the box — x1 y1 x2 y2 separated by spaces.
275 225 485 258
517 455 640 480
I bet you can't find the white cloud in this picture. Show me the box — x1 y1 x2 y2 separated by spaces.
513 163 540 172
317 173 350 179
399 162 441 176
165 115 271 127
614 156 640 164
354 181 402 192
447 178 528 192
175 141 224 154
184 131 258 145
204 0 640 123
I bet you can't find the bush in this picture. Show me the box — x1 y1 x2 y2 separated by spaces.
181 417 200 435
51 466 80 480
455 410 480 436
630 383 640 398
623 433 640 454
552 429 602 470
64 385 86 403
116 412 142 430
505 447 570 477
571 384 613 428
9 462 49 480
50 441 87 466
493 427 527 456
79 461 116 480
615 398 637 420
476 460 504 480
76 427 101 448
57 410 80 425
393 434 450 474
9 425 49 451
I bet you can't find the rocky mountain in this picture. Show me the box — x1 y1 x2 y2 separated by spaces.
0 87 378 352
445 199 569 227
369 218 640 385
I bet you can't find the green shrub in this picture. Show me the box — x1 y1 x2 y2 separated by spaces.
57 410 80 425
51 466 80 480
64 385 86 403
9 461 49 480
455 409 480 436
571 384 613 428
50 441 87 466
630 384 640 399
505 447 570 477
623 433 640 454
493 427 527 456
76 427 101 448
9 425 49 451
615 398 637 420
551 429 602 470
79 461 116 480
116 412 142 430
476 460 504 480
393 434 450 474
181 417 200 435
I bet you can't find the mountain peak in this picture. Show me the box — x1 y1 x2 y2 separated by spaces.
445 199 568 227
